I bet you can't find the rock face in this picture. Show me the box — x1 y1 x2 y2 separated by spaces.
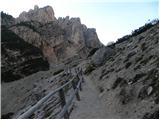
1 12 15 27
1 25 49 82
16 5 56 23
10 6 103 66
1 5 103 81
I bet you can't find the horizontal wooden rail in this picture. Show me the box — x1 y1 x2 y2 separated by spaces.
17 75 78 119
17 68 83 119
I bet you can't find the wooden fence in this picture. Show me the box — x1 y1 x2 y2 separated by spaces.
17 68 84 119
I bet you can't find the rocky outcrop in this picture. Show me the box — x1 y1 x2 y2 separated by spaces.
1 12 15 27
1 26 49 82
16 5 56 23
9 6 103 65
1 5 103 82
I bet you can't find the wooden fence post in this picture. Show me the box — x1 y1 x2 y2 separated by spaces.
79 81 82 91
59 88 69 119
77 74 82 91
71 80 80 101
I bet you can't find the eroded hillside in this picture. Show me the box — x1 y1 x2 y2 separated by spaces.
82 22 159 119
1 26 49 82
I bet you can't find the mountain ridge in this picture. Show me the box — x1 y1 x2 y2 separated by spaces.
8 5 103 65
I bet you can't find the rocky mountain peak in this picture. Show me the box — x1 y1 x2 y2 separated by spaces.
16 5 56 23
8 5 103 65
34 5 39 10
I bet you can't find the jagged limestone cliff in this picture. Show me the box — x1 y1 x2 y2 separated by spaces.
10 5 103 66
1 5 103 82
16 5 56 23
1 13 49 82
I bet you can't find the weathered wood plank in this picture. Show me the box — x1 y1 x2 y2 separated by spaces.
56 78 82 119
17 75 77 119
17 69 82 119
59 88 69 118
72 79 80 101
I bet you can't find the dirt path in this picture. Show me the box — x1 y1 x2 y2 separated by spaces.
70 75 107 119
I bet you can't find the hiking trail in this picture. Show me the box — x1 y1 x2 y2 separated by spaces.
70 75 107 119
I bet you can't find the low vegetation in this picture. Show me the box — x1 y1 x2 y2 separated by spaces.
112 77 127 89
87 48 99 57
15 21 40 33
116 19 159 44
125 62 132 69
84 63 95 75
132 73 146 83
119 88 133 105
141 42 147 51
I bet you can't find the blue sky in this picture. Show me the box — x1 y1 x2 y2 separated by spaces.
0 0 158 45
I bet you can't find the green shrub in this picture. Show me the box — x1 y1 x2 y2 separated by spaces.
16 21 39 33
125 62 132 69
98 86 104 93
112 77 124 89
119 88 131 105
116 19 159 44
134 65 141 71
84 64 95 75
135 55 144 63
132 73 146 83
141 43 147 51
140 58 150 65
1 112 14 119
88 48 99 57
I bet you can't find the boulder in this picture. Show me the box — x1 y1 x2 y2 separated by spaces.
147 86 153 95
91 47 115 66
